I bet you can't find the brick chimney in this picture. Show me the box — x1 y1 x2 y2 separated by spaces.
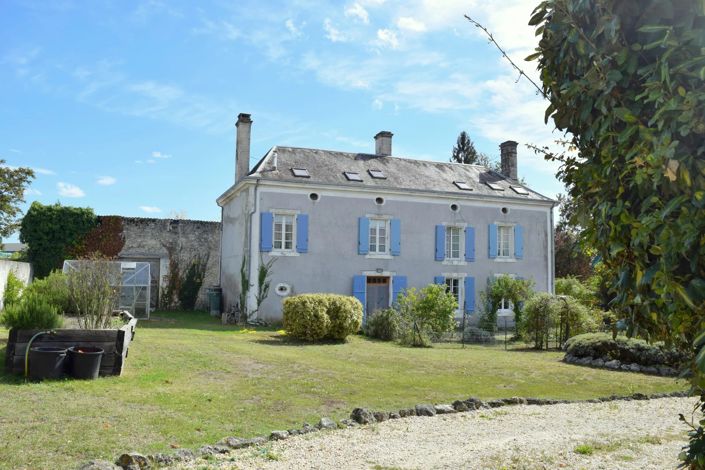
374 131 393 156
500 140 518 181
235 113 252 182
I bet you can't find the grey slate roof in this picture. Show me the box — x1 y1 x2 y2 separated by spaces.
246 146 552 202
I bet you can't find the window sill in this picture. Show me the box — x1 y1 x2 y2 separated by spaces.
494 257 517 263
365 253 393 259
270 251 300 257
442 259 467 266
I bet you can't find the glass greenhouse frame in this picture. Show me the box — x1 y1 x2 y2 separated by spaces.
62 260 151 319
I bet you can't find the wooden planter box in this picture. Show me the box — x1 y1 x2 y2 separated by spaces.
3 315 138 377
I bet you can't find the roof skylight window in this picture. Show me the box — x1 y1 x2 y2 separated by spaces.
510 185 529 195
291 168 310 178
486 182 504 191
368 169 386 179
453 181 472 191
344 171 363 182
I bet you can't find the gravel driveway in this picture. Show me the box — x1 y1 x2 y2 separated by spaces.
179 397 696 470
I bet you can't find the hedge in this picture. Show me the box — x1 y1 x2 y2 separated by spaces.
283 293 362 341
565 333 688 368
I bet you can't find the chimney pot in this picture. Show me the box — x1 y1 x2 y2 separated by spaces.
235 113 253 182
374 131 393 156
499 140 518 181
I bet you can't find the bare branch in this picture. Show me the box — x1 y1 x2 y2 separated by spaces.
464 15 547 99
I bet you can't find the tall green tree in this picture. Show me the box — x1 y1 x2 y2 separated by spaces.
554 194 593 279
528 0 705 465
0 160 34 243
450 131 479 164
20 202 98 278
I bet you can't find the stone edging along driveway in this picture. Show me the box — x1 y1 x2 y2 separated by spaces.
79 390 691 470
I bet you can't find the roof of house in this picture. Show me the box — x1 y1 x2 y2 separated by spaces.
242 146 553 203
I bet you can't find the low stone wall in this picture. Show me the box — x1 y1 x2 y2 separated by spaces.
563 353 678 376
0 260 32 310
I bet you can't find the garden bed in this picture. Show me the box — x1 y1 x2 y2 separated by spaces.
3 312 137 377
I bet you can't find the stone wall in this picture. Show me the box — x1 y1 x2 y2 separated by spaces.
0 260 32 310
117 217 221 310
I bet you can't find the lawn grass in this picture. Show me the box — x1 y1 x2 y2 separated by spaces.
0 311 685 469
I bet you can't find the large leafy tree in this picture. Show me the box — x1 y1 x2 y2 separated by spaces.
0 160 34 243
554 194 592 278
528 0 705 464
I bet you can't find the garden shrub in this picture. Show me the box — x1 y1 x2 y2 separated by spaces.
0 291 63 330
565 333 687 368
2 270 25 309
23 271 71 314
521 292 560 349
283 293 361 342
463 326 496 344
365 308 400 341
283 294 330 341
478 275 533 333
555 276 596 308
66 259 121 329
325 295 363 340
178 255 208 310
396 284 457 347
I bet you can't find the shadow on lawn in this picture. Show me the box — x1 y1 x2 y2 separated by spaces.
138 311 281 333
252 335 351 347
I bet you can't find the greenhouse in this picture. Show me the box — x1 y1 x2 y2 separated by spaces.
62 260 151 319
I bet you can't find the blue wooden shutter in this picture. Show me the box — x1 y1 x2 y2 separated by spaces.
435 225 445 261
488 223 498 258
464 276 475 313
260 212 273 252
465 227 475 262
392 275 407 305
296 214 309 253
390 219 401 256
514 224 523 259
358 217 369 255
353 275 366 318
433 276 445 285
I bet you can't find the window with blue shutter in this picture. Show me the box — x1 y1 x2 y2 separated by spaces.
390 219 401 256
260 212 273 252
514 224 523 259
353 275 366 319
392 275 407 305
464 276 475 313
358 217 369 255
435 225 445 261
465 227 475 262
433 276 445 284
296 214 309 253
488 223 498 258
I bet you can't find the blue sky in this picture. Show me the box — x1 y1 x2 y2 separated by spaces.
1 0 565 242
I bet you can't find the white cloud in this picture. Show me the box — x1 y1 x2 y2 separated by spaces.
345 3 369 24
376 29 399 49
285 19 302 37
396 17 427 32
57 182 85 198
33 167 54 175
372 98 383 110
96 176 116 186
146 159 156 164
24 187 42 197
151 151 171 159
140 206 162 213
192 18 241 41
323 19 346 42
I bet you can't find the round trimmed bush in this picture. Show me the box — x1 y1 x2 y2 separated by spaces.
326 295 363 340
565 333 687 367
282 294 330 341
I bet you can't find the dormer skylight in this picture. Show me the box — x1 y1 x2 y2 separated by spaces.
291 168 310 178
368 169 386 179
453 181 472 191
511 185 529 195
486 182 504 191
344 171 363 182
